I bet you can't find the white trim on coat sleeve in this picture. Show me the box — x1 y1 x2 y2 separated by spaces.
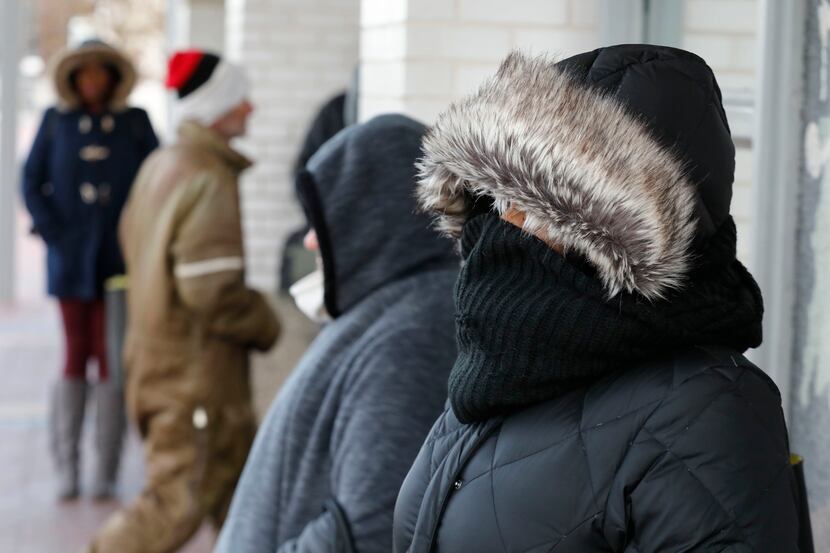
174 256 245 279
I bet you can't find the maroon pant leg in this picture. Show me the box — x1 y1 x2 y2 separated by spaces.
90 299 108 381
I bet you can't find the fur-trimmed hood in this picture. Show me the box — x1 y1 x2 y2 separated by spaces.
418 46 736 300
51 40 137 111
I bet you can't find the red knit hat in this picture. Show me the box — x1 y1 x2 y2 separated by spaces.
166 50 220 98
166 49 249 125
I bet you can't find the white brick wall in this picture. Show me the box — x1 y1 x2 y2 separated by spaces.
513 28 597 55
225 0 360 291
685 0 758 35
361 26 408 62
570 0 598 28
360 0 600 123
207 0 760 287
188 0 226 52
457 0 569 25
360 0 406 26
359 0 760 264
681 0 759 264
682 0 758 91
406 24 513 61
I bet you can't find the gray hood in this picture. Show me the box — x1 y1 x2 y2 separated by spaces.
297 114 457 317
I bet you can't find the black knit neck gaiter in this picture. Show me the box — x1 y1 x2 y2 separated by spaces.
449 213 764 423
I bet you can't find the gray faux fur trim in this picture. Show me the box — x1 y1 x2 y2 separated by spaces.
417 51 698 300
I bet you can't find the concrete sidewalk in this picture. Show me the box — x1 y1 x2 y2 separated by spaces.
0 301 214 553
2 204 308 552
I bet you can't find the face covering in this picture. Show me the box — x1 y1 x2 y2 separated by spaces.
289 269 331 323
448 212 763 423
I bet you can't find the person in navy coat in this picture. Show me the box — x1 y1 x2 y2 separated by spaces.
21 40 158 500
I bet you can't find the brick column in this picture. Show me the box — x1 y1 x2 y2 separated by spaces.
681 0 760 264
0 0 21 301
225 0 360 291
359 0 599 124
168 0 226 52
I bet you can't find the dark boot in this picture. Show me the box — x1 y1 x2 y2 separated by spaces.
90 379 126 499
49 378 87 500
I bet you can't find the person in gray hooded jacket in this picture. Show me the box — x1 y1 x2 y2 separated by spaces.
214 114 459 553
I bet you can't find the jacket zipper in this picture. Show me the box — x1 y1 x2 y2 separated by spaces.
423 417 503 552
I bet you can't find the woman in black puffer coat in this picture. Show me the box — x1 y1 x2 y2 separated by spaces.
393 45 801 553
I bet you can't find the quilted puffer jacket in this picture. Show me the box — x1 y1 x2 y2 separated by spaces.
394 347 798 552
394 45 801 552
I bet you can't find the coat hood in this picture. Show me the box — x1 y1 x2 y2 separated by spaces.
297 114 457 317
52 40 137 110
418 45 736 300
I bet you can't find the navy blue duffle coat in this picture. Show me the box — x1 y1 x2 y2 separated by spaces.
23 107 158 299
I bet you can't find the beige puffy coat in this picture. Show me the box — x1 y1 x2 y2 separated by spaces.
89 122 278 553
120 122 278 419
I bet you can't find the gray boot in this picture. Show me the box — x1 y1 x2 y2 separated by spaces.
90 379 126 499
49 378 87 500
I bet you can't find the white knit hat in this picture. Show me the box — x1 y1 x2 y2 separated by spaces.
166 50 250 126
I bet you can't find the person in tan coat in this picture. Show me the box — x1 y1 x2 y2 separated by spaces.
86 50 279 553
